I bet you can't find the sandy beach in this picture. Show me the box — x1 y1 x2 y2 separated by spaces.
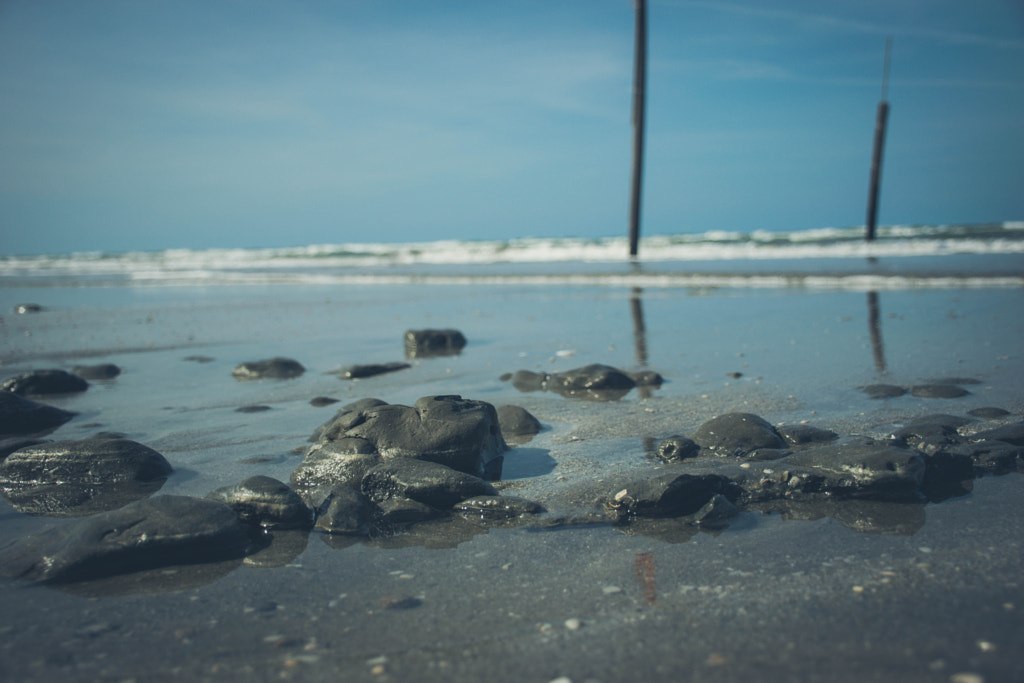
2 277 1024 682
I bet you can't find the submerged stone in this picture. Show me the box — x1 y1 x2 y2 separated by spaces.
654 436 699 464
454 495 545 520
972 422 1024 447
333 362 411 379
0 392 76 436
231 357 305 380
861 384 906 399
910 384 969 399
967 407 1011 419
0 495 250 584
609 472 742 519
1 369 88 396
547 364 636 401
207 476 313 530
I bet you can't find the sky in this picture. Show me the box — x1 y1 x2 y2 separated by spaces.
1 0 1022 255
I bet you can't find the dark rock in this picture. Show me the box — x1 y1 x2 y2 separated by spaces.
0 391 75 436
0 438 174 516
361 458 497 509
13 304 43 314
335 395 507 479
1 369 88 396
608 472 742 519
183 355 215 363
404 329 467 358
654 436 699 464
693 413 785 456
508 370 548 392
314 487 373 535
968 407 1012 419
691 493 738 529
333 362 411 379
454 495 545 520
231 357 305 381
947 441 1023 474
630 370 664 388
72 364 121 380
0 437 48 461
971 422 1024 447
310 396 339 407
0 495 250 584
910 384 969 399
547 364 636 401
206 476 313 530
496 405 542 444
782 437 926 501
236 405 272 413
310 397 389 442
777 424 838 446
376 497 441 526
861 384 906 398
290 442 380 505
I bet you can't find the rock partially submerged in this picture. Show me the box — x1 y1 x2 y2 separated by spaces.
206 476 313 530
0 391 75 436
404 329 467 358
503 364 661 401
0 438 174 516
331 362 411 380
496 404 543 444
71 363 122 380
231 357 305 380
1 369 88 396
0 495 251 584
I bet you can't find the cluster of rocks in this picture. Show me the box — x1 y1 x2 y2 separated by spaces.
1 366 126 439
860 377 979 400
602 410 1024 537
502 363 663 401
292 395 544 537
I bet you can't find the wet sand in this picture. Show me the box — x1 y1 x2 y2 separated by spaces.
2 282 1023 681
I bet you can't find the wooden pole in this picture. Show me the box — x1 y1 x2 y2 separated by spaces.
628 0 647 258
865 37 892 242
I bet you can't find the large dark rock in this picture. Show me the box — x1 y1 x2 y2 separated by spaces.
693 413 786 456
335 395 506 479
1 369 88 396
361 458 497 509
231 357 305 380
0 438 174 516
206 476 313 530
0 391 75 436
404 329 467 358
0 495 250 584
608 471 742 519
546 364 636 401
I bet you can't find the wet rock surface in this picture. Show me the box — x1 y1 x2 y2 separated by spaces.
404 329 467 358
0 438 174 516
693 412 786 455
0 391 76 436
206 476 313 530
503 364 659 401
1 369 89 396
496 404 542 444
0 495 251 584
231 357 306 380
331 361 411 379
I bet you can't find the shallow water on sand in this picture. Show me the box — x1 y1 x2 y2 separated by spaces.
1 282 1023 681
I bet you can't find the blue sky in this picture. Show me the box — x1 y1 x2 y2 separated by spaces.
1 0 1022 255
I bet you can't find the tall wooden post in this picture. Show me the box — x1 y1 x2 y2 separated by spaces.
628 0 647 258
865 37 892 242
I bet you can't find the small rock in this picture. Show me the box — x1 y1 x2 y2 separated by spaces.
910 384 969 399
1 369 89 396
654 436 699 463
693 413 785 456
861 384 906 399
496 405 542 444
968 407 1011 419
333 362 411 379
310 397 339 407
13 304 43 314
404 329 467 358
546 364 636 401
206 476 313 530
231 357 305 381
71 364 122 380
236 405 272 413
314 487 372 535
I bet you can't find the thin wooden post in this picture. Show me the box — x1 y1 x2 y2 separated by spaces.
865 37 892 242
628 0 647 258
